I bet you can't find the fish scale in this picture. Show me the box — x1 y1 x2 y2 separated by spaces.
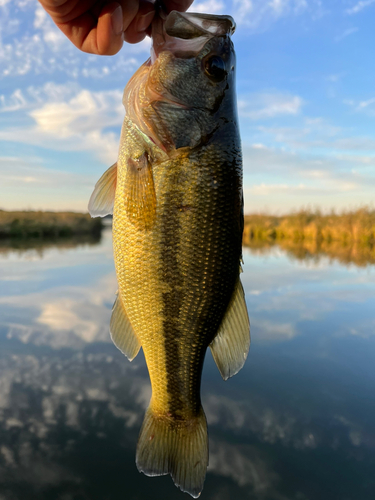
89 9 250 498
116 143 233 408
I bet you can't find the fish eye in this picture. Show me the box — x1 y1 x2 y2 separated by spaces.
204 55 227 82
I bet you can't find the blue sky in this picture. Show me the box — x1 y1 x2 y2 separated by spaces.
0 0 374 214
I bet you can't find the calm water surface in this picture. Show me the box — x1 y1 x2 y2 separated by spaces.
0 229 374 500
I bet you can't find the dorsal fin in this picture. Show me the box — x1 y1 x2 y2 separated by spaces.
88 163 117 217
210 278 250 380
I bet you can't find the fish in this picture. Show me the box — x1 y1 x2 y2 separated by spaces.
88 7 250 498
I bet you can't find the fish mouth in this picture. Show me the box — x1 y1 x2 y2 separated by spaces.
151 8 235 62
147 8 236 110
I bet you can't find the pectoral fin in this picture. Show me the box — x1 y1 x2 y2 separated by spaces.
88 163 117 217
110 294 141 361
125 153 156 230
210 279 250 381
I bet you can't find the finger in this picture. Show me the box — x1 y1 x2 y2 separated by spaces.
40 0 97 24
95 0 140 53
96 3 124 55
55 9 98 53
117 0 140 33
55 3 123 55
56 1 138 55
123 0 155 44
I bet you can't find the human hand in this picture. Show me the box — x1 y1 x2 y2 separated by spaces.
38 1 194 56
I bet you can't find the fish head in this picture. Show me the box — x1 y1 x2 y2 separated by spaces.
123 10 238 152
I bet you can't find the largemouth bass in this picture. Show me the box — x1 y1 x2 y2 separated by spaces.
89 8 250 498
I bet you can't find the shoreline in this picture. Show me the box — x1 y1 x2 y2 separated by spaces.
0 210 103 239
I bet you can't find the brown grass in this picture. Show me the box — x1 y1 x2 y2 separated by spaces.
243 208 375 245
243 208 375 266
0 210 102 239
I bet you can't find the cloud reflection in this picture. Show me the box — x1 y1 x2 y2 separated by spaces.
0 342 372 499
0 233 374 498
0 349 300 499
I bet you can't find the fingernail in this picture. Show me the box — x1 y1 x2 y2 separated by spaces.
136 10 155 33
111 5 123 35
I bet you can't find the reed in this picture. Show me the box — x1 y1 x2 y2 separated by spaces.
0 210 102 239
243 208 375 245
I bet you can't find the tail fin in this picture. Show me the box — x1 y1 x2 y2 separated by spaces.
136 406 208 498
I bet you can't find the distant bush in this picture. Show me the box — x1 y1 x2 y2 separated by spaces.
243 208 375 245
0 211 102 239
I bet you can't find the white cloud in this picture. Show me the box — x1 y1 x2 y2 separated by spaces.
348 319 375 339
247 179 358 196
27 81 81 104
190 0 225 14
346 0 375 15
242 116 375 206
239 92 303 120
241 140 375 212
329 136 375 151
294 0 308 11
30 89 123 137
334 153 375 166
343 95 375 116
0 156 99 211
357 97 375 110
14 0 35 7
209 440 280 491
33 4 47 29
254 116 375 153
32 4 66 50
248 183 309 195
326 72 346 82
232 0 315 29
0 156 90 186
0 84 123 164
233 0 253 18
0 1 146 80
37 298 108 343
269 0 289 15
0 269 117 349
0 89 27 112
251 318 297 340
334 27 358 42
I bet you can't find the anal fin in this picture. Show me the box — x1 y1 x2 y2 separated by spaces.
110 294 141 361
210 278 250 381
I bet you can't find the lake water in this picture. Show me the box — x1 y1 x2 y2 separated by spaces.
0 229 374 500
